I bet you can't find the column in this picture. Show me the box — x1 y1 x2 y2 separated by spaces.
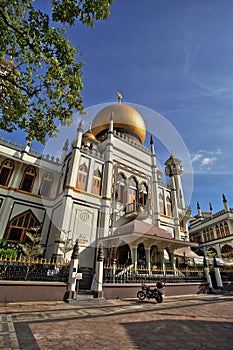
130 246 138 270
65 240 79 301
169 251 175 272
158 249 165 275
93 243 104 298
203 256 213 292
213 256 223 289
145 248 151 273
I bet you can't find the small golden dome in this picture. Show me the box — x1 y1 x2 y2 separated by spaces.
82 130 96 140
92 104 146 144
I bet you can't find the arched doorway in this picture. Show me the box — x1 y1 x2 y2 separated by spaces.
116 243 131 266
137 243 146 268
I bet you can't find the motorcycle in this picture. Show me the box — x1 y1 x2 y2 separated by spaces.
137 281 164 303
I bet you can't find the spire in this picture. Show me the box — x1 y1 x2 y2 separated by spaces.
222 193 229 211
222 193 227 202
88 121 92 131
197 202 202 217
60 138 69 163
78 119 84 132
209 202 213 211
63 138 69 152
150 135 155 155
109 111 114 133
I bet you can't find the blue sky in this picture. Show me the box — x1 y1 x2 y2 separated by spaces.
2 0 233 215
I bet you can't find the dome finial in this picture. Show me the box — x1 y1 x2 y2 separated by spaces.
117 92 122 104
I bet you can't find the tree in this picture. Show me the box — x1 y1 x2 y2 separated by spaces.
0 0 114 144
18 225 43 259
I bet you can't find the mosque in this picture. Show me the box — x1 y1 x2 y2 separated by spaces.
189 197 233 261
0 95 197 280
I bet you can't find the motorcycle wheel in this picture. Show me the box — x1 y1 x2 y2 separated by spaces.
155 293 163 303
137 291 146 300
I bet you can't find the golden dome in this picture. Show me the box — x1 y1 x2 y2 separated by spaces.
92 104 146 144
82 130 96 140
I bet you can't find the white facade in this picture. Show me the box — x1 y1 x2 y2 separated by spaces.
0 103 195 271
189 196 233 259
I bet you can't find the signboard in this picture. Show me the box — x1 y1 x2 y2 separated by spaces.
75 273 83 280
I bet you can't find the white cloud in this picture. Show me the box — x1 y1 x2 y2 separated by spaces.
200 157 216 167
192 153 202 162
191 148 221 172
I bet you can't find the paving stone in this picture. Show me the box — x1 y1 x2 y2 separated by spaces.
0 294 233 349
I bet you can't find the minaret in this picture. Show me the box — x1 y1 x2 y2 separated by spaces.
165 153 185 239
98 112 114 238
68 119 84 188
222 193 229 211
60 139 69 163
165 154 185 208
150 135 160 225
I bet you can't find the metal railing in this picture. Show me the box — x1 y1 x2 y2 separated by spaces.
0 256 70 282
103 265 206 284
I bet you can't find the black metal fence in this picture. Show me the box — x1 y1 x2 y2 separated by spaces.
103 266 206 284
0 257 70 282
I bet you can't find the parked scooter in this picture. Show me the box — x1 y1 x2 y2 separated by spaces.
137 281 164 303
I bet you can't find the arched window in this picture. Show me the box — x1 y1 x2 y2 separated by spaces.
210 227 214 240
216 225 220 238
159 193 165 215
19 166 36 192
196 233 202 243
139 182 148 205
76 163 88 191
6 210 40 243
203 230 207 242
221 244 233 256
39 172 53 197
128 177 138 204
92 169 102 195
224 222 230 236
166 196 172 217
220 223 225 237
0 159 14 186
116 173 126 203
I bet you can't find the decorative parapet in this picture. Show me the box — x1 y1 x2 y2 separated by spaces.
191 208 233 227
158 180 170 189
113 130 150 154
0 136 23 151
80 145 103 159
0 136 59 164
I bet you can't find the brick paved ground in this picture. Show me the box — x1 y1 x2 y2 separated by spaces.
0 293 233 350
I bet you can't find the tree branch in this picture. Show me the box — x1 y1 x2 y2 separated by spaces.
0 9 35 50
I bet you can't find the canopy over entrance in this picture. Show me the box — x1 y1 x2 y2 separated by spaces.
174 247 200 259
100 219 197 251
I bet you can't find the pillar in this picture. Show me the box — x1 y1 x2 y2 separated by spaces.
65 239 79 301
213 256 223 289
145 248 151 273
169 251 175 271
204 256 213 292
130 246 138 270
112 247 117 283
93 243 104 298
158 250 165 275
